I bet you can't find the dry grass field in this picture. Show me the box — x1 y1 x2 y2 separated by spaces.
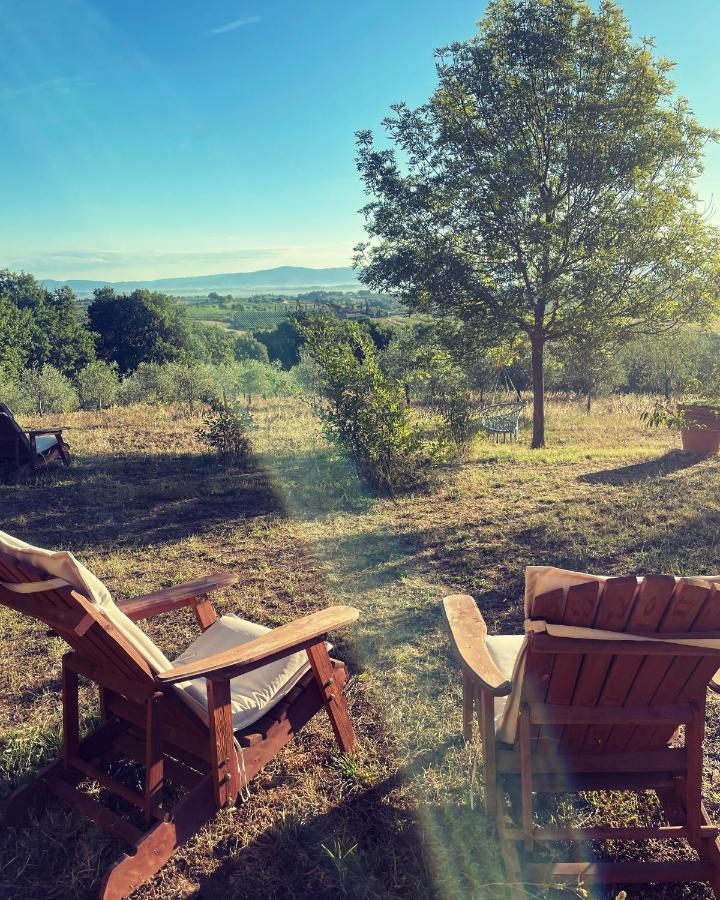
1 396 720 899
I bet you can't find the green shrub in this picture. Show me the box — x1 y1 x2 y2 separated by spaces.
76 360 120 410
298 314 427 493
19 365 79 414
0 367 24 413
234 334 270 363
196 400 254 463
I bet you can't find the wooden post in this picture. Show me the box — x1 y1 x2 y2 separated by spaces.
190 593 217 631
306 641 357 753
207 677 240 808
62 653 79 768
462 671 474 742
519 704 534 851
686 703 705 843
479 689 497 818
144 691 165 825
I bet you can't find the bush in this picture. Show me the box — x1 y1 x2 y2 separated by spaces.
299 314 427 493
196 400 254 463
0 367 25 413
20 365 79 414
76 361 120 410
234 335 270 363
118 362 220 410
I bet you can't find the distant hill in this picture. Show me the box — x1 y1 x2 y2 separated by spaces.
41 266 360 297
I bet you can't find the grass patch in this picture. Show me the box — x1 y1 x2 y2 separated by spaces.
0 397 719 898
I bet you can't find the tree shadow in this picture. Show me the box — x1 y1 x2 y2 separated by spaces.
0 450 284 554
577 450 704 486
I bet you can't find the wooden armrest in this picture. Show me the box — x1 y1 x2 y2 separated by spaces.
117 573 240 620
29 427 64 436
442 594 512 696
156 605 359 684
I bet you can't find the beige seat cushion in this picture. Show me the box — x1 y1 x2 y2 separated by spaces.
173 614 311 732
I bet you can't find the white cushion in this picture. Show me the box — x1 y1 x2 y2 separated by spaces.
34 435 59 454
173 614 312 732
485 635 525 732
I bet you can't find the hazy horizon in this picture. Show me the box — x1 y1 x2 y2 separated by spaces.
3 0 719 281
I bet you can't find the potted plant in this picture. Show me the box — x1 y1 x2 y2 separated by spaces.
677 401 720 453
642 400 720 454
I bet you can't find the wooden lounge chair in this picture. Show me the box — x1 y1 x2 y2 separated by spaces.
0 402 70 475
0 532 358 899
443 566 720 897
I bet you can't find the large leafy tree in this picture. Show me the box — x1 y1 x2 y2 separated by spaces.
0 270 95 377
88 288 197 373
356 0 720 446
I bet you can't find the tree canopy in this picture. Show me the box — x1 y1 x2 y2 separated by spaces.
356 0 720 446
87 288 197 373
0 270 95 377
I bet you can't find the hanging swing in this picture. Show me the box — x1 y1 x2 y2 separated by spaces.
479 369 525 442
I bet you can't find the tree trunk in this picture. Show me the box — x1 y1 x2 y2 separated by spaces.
530 335 545 449
664 376 671 401
586 392 592 414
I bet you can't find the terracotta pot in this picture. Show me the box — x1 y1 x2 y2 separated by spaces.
678 404 720 454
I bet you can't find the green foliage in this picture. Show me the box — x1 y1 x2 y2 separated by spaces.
299 314 427 493
76 361 120 411
191 323 237 364
640 401 691 431
117 362 220 410
20 365 79 415
0 367 24 413
196 400 254 463
234 334 270 363
619 329 720 399
356 0 720 448
254 319 303 369
0 270 95 377
88 287 197 373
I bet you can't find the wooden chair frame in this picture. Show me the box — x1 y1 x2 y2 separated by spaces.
444 585 720 898
0 554 358 899
0 402 70 475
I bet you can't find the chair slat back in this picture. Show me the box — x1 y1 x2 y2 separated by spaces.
0 550 155 685
522 576 720 753
0 406 32 464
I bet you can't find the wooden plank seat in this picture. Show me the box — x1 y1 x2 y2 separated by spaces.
0 402 70 476
0 531 359 899
443 566 720 898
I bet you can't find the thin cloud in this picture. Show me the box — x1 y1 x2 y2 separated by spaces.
0 75 94 99
204 16 260 37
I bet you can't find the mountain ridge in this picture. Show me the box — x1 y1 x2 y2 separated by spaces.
40 265 360 296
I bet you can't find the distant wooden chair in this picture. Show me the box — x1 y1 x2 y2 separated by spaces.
0 402 70 476
0 531 358 899
444 566 720 898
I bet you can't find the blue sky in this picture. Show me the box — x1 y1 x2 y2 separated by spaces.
1 1 719 280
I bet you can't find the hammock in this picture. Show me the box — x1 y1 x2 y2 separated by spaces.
479 370 525 440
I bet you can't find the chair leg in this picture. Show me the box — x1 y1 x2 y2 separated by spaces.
144 692 165 825
478 689 497 818
62 654 80 767
207 678 241 808
518 704 534 851
462 671 474 742
307 641 357 753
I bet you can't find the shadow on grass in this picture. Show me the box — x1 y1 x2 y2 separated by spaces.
0 450 284 553
577 449 703 485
